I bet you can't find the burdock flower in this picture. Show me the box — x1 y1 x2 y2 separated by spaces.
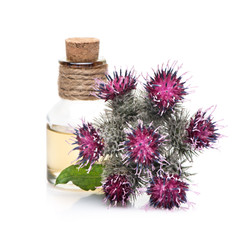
103 174 132 206
147 174 189 209
95 69 137 101
186 107 220 150
72 122 104 171
123 121 165 174
145 62 188 115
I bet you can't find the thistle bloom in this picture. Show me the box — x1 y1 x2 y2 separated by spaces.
103 174 132 206
95 69 137 101
72 122 104 170
186 108 220 150
123 121 165 174
145 62 188 115
147 175 189 209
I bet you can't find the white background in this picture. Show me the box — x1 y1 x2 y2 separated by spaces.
0 0 239 239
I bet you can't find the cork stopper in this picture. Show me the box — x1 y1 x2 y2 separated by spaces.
65 37 99 63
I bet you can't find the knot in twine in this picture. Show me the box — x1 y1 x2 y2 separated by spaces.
58 62 108 100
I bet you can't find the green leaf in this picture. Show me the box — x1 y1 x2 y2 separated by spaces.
55 164 103 191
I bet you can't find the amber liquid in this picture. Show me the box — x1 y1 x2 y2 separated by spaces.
46 124 79 185
47 124 103 192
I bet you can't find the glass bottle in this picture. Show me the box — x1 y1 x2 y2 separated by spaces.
47 38 107 189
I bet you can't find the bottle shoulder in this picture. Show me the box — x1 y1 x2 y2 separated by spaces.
47 99 106 127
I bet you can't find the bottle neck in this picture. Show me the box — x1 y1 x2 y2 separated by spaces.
58 59 107 101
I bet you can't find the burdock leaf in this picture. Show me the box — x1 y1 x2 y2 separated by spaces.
55 164 103 191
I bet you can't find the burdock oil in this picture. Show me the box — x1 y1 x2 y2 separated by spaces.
46 38 107 188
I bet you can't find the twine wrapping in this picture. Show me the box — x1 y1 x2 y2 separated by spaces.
58 62 108 100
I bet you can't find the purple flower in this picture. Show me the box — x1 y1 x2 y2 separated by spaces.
95 69 137 101
145 63 188 115
103 174 132 206
186 108 220 150
73 122 104 169
147 175 189 209
123 121 165 174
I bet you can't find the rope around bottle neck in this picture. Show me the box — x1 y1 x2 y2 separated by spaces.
58 62 108 100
